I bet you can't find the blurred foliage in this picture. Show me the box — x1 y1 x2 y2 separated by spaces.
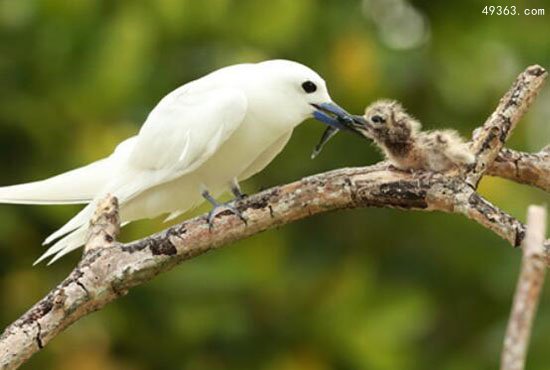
1 0 549 369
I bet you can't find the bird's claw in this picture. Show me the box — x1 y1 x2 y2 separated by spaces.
207 202 247 230
202 189 247 229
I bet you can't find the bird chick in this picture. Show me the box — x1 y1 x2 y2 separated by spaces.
353 100 475 172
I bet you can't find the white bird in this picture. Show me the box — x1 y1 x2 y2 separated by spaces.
0 60 353 264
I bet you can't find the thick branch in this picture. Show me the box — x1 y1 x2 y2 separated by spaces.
501 206 547 370
0 165 539 370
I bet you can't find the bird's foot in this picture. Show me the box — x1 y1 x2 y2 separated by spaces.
202 190 247 230
207 202 247 229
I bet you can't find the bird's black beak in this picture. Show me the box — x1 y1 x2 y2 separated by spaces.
311 102 368 136
309 102 369 159
311 102 355 131
311 102 368 135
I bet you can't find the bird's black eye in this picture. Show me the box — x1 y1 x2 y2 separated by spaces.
301 81 317 93
371 115 386 124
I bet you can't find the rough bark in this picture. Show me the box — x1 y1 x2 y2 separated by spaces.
467 65 547 188
0 65 548 370
501 206 547 370
488 147 550 192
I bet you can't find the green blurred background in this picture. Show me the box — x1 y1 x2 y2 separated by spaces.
1 0 549 369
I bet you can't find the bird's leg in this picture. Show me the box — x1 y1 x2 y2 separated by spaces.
387 163 422 175
202 189 247 229
387 163 403 172
230 178 247 200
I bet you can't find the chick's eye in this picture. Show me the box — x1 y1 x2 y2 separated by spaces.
301 81 317 93
371 115 385 124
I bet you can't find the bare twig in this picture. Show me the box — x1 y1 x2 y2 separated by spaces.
501 206 547 370
467 65 547 188
488 147 550 192
0 65 548 370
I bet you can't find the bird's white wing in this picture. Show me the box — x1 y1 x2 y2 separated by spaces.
131 87 247 169
42 87 248 249
112 86 248 201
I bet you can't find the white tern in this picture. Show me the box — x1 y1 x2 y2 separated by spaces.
0 59 354 264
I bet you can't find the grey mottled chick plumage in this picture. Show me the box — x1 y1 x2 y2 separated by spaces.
358 100 475 172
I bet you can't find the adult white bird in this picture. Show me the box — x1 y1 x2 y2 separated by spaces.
0 59 354 264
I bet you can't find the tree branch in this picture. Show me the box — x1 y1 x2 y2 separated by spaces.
487 147 550 192
467 65 547 188
501 205 548 370
84 194 120 252
0 65 548 370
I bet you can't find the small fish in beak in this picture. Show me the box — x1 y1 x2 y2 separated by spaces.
311 126 339 159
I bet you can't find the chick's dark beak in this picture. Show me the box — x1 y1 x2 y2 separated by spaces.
348 115 372 137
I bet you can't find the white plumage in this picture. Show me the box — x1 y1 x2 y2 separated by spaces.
0 60 342 264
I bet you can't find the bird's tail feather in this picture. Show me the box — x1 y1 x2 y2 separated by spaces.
36 178 139 264
33 201 97 264
34 226 89 265
43 201 96 245
0 158 112 205
34 169 145 264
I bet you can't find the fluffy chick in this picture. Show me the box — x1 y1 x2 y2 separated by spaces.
356 100 475 172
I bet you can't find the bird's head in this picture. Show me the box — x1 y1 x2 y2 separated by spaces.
344 100 421 145
251 60 355 130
